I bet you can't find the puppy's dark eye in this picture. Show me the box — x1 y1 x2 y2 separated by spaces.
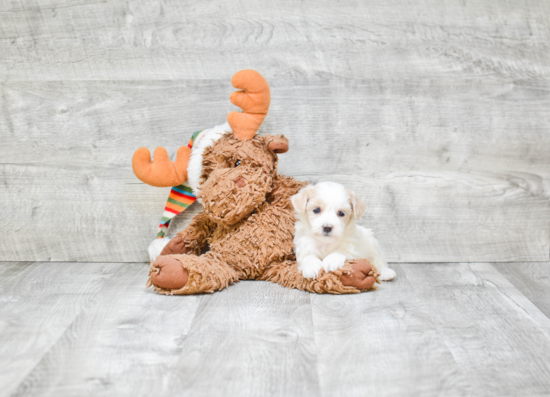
337 211 345 217
234 160 241 167
313 208 321 214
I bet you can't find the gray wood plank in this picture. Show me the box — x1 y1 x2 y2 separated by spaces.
160 281 320 397
495 262 550 319
9 262 201 397
0 261 120 397
0 262 34 281
401 263 550 396
471 263 550 333
311 264 470 397
0 0 549 81
1 79 548 262
3 262 550 396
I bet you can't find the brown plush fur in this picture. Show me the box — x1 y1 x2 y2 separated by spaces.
149 253 240 295
148 132 380 295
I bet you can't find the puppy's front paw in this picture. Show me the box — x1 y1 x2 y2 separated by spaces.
379 267 396 281
322 252 347 272
299 256 323 279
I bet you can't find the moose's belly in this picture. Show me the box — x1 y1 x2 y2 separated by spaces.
208 203 297 279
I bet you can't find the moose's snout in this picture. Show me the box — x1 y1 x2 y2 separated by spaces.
233 177 246 188
323 224 333 234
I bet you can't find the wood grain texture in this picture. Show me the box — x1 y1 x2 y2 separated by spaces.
0 261 120 397
4 262 550 396
0 261 34 281
496 262 550 319
0 0 549 81
1 77 548 262
8 262 201 397
311 264 470 397
402 263 550 396
1 0 549 262
160 281 320 397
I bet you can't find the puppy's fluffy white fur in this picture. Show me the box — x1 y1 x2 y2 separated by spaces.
291 182 396 281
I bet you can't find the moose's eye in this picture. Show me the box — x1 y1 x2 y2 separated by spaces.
337 211 345 217
313 208 321 214
234 160 241 167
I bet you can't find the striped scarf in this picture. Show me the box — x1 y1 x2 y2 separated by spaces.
157 130 203 238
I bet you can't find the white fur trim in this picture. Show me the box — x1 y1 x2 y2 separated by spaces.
148 237 171 262
187 122 231 197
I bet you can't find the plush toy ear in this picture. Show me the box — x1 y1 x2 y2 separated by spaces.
291 185 315 212
263 134 289 154
349 190 367 219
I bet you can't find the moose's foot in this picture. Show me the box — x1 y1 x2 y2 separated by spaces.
147 253 240 295
340 259 380 291
150 256 189 290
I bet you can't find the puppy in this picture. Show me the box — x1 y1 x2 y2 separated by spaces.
291 182 396 281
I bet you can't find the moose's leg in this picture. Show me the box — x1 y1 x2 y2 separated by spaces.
340 259 381 291
147 252 239 295
261 259 380 294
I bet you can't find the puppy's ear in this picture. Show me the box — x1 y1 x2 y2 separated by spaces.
291 185 315 212
349 191 367 219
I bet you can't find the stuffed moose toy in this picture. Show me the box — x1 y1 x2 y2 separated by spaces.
132 70 379 295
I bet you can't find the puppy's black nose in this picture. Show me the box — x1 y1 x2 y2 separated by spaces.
323 224 333 233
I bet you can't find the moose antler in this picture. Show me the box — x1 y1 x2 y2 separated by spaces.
132 145 191 187
133 70 270 186
228 70 271 141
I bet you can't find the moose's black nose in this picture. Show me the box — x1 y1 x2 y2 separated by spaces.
323 224 333 234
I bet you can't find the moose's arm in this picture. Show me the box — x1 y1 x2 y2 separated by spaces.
160 212 216 256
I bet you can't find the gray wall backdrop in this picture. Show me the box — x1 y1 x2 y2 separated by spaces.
1 0 549 263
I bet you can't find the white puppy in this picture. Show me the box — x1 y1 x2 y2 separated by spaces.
291 182 396 281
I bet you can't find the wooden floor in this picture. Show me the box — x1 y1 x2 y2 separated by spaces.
1 261 549 397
